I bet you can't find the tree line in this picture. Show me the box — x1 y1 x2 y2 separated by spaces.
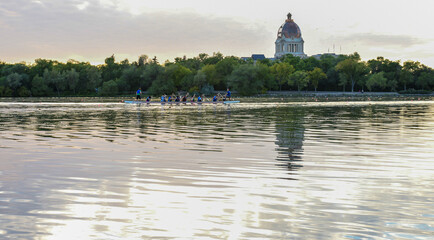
0 52 433 97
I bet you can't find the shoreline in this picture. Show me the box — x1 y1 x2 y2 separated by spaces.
0 91 432 103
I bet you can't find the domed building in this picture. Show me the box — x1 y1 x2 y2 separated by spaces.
275 12 307 59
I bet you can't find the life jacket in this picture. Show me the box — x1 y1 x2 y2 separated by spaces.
213 96 217 102
198 96 202 102
168 96 172 102
136 90 141 95
161 96 166 102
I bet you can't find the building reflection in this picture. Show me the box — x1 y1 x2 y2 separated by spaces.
274 109 305 173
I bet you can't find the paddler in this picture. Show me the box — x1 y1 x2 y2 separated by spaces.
181 93 189 102
226 88 231 100
136 88 142 100
161 95 167 102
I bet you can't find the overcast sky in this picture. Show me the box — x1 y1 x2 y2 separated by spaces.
1 0 433 66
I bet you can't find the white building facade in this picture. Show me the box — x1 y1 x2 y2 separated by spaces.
274 13 307 59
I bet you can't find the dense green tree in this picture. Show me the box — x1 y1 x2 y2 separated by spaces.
201 64 218 86
318 54 346 91
100 80 118 96
81 65 102 93
64 69 80 94
335 52 369 92
416 71 434 90
6 73 24 95
164 64 192 90
148 74 176 96
366 72 387 91
401 60 421 90
30 59 56 78
280 54 302 67
215 56 240 90
43 69 66 96
137 55 149 67
338 73 348 92
289 71 309 91
203 52 224 65
270 62 295 91
17 86 31 97
120 65 142 91
0 52 431 97
399 69 412 91
193 71 207 92
228 64 264 96
298 57 320 72
308 67 327 92
368 57 401 91
31 75 52 96
142 63 164 91
101 55 122 82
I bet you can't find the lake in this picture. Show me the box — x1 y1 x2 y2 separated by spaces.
1 100 433 239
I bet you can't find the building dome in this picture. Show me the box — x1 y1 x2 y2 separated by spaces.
277 13 302 39
274 12 306 59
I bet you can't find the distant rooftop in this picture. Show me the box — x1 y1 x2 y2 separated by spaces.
241 54 271 61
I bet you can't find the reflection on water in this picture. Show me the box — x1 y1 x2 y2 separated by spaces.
1 101 433 239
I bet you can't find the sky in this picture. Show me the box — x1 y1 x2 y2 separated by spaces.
0 0 433 67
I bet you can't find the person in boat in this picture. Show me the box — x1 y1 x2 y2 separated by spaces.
161 95 167 102
212 94 218 102
136 88 142 100
218 93 226 101
146 96 152 102
226 88 231 100
175 95 180 102
190 94 196 102
168 95 172 102
181 93 188 102
197 95 202 102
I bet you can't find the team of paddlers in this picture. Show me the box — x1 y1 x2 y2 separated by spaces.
135 88 231 103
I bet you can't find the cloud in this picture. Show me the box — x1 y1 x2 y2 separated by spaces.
0 0 273 63
334 33 427 48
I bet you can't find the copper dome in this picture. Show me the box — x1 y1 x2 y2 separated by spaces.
277 13 302 39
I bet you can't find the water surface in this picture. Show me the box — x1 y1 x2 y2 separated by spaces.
1 101 433 239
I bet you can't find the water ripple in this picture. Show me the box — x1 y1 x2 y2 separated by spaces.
0 101 433 239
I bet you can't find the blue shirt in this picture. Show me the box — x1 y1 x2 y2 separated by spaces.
136 90 141 95
226 91 231 97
